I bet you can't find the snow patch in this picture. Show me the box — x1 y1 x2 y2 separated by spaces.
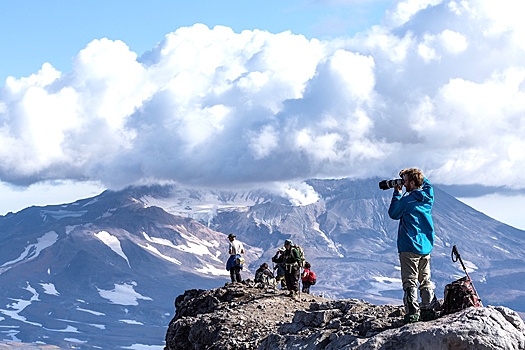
461 259 479 273
100 211 113 218
174 241 219 259
76 307 105 316
369 276 402 294
94 231 130 268
121 344 164 350
119 319 144 325
195 263 229 276
89 324 106 329
142 232 177 248
97 282 152 306
139 243 182 265
40 209 87 219
0 283 42 326
47 325 80 333
493 245 510 254
65 225 79 234
1 231 58 267
0 329 21 342
40 283 60 296
63 337 87 343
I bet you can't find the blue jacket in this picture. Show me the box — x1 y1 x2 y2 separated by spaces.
226 254 243 271
388 177 434 255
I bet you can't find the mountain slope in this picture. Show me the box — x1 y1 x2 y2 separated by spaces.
0 178 524 349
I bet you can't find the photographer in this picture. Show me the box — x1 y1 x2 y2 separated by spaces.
387 168 436 323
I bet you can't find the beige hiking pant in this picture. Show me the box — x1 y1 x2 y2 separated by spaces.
399 252 435 314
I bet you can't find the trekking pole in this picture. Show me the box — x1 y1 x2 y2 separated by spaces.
297 265 303 299
451 245 483 306
272 262 277 293
451 245 470 279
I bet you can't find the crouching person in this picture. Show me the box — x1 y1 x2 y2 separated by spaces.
255 263 274 285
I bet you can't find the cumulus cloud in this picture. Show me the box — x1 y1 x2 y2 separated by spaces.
1 0 525 191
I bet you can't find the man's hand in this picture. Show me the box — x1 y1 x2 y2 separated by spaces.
394 184 403 193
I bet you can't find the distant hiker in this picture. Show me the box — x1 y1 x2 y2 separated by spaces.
301 261 316 294
272 250 287 289
255 263 274 285
226 233 245 283
388 168 437 323
272 239 301 297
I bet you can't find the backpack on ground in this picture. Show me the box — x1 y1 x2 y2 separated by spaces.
255 271 264 283
443 276 482 314
443 245 482 315
255 271 271 285
308 270 317 285
292 245 306 267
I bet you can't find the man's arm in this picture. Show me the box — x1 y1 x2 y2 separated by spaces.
272 251 283 263
422 177 434 203
388 186 405 220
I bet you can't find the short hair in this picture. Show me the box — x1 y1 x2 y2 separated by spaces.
304 261 311 269
399 168 424 188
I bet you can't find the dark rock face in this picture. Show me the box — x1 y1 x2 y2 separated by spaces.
165 282 525 350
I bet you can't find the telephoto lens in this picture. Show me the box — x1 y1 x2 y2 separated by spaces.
378 178 404 190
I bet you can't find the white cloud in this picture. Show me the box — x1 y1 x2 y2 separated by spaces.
279 182 320 206
1 1 525 192
439 29 468 54
385 0 444 28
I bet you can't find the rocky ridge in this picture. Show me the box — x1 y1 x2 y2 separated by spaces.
165 281 525 350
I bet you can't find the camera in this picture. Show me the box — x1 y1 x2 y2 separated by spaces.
378 178 404 190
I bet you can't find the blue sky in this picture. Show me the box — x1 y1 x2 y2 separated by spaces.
0 0 388 82
1 0 525 230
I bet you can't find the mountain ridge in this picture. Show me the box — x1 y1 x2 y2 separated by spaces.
0 177 524 348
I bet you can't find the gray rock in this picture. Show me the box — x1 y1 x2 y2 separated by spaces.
164 283 525 350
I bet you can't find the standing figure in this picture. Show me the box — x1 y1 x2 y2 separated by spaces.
272 249 287 290
226 233 245 283
301 262 316 294
388 168 436 323
272 239 301 297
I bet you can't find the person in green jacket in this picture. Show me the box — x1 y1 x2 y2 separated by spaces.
272 239 301 297
388 168 436 323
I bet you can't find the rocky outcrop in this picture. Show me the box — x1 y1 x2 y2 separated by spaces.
164 281 525 350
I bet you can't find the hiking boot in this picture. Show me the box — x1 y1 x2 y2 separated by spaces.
420 309 438 321
403 313 420 324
